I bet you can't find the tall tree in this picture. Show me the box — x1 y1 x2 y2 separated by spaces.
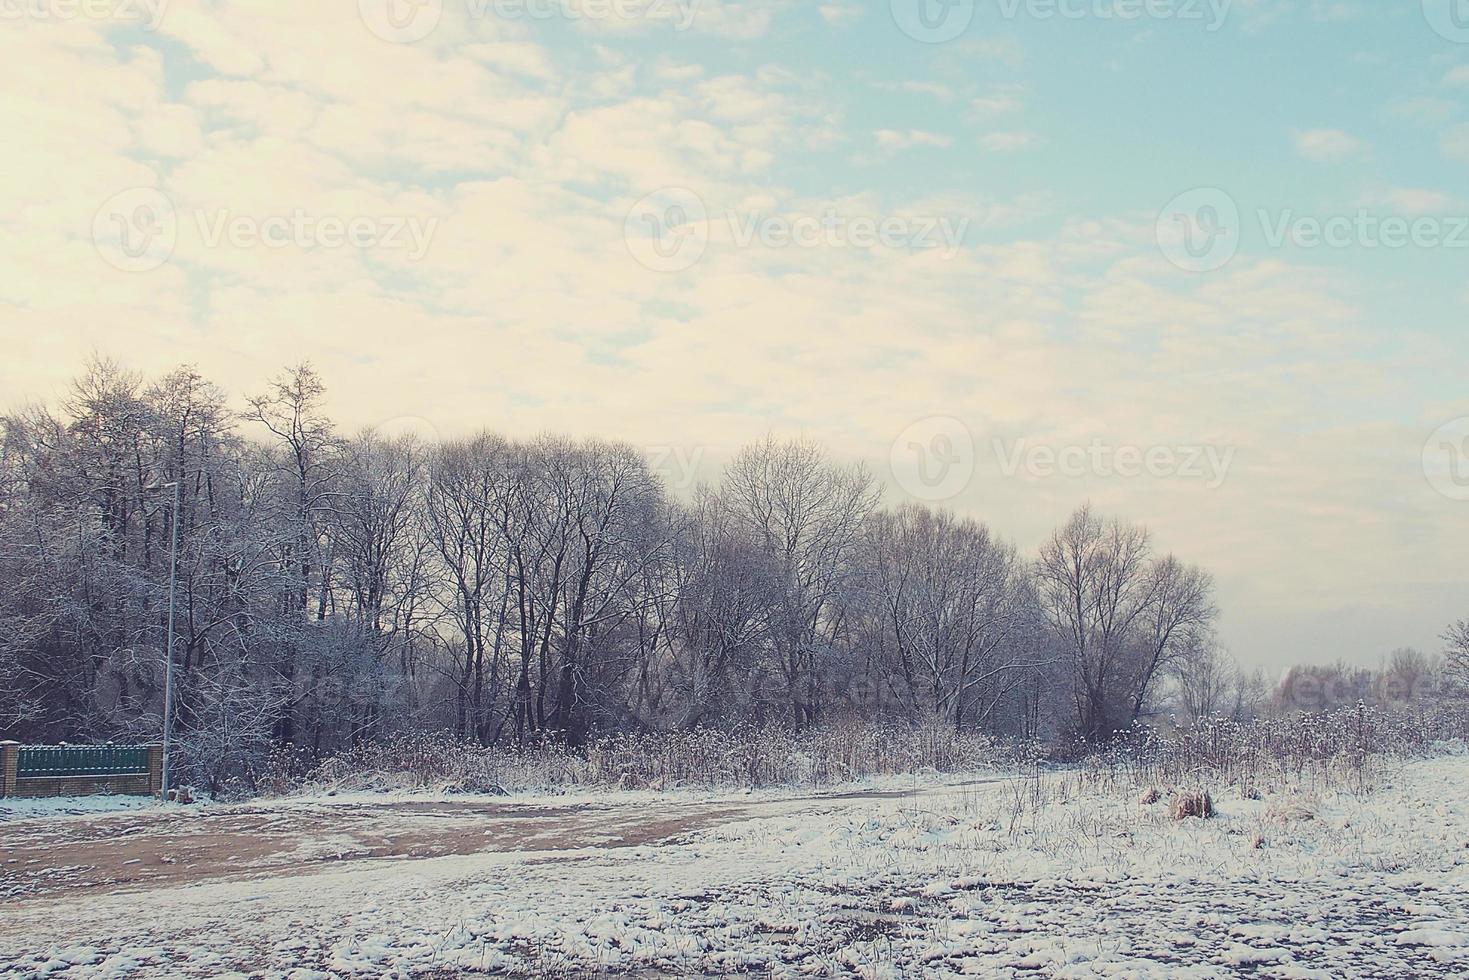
1037 505 1216 740
721 436 880 725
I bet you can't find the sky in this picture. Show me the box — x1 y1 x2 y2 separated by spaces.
2 0 1467 674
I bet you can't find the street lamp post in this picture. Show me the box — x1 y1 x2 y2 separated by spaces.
160 479 181 799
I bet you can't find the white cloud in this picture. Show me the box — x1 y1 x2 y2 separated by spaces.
466 41 557 80
972 85 1025 116
133 104 203 159
1443 66 1469 87
1309 1 1366 22
1387 98 1457 126
875 129 952 150
951 38 1024 69
980 131 1038 152
876 80 955 101
818 3 862 25
1368 188 1465 215
1235 0 1366 31
654 61 705 82
1293 128 1364 162
680 0 777 38
1443 124 1469 164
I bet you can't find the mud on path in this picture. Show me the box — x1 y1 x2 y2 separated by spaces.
0 778 995 914
0 798 750 906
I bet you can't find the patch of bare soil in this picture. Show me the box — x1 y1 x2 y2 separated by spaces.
0 799 745 908
0 776 998 923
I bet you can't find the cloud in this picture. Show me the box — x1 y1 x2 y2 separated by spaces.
465 41 557 80
972 85 1026 116
1368 188 1466 215
1308 1 1366 22
1444 66 1469 87
134 104 203 159
979 131 1038 152
679 0 778 38
951 38 1024 69
1292 129 1365 162
1444 124 1469 164
654 61 705 82
1235 0 1366 31
818 3 862 25
875 80 956 101
1387 98 1458 126
875 129 953 150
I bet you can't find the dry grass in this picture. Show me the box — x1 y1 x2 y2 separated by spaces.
244 722 1010 798
235 702 1469 805
1168 789 1213 820
1264 793 1319 825
1073 702 1469 804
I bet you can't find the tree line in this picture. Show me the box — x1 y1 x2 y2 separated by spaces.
1 359 1458 784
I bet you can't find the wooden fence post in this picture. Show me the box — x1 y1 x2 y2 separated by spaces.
146 745 164 797
0 742 18 798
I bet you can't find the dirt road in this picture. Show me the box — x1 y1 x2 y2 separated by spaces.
1 798 751 903
0 778 994 907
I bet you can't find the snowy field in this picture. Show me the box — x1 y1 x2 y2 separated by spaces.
3 754 1468 978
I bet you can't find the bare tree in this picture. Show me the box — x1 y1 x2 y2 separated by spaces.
1169 640 1264 723
1380 647 1438 704
658 489 778 728
1037 505 1217 740
545 438 669 743
1442 622 1469 695
243 364 344 747
326 431 431 743
424 433 517 743
855 504 1034 731
244 363 339 619
1127 556 1216 724
721 436 880 725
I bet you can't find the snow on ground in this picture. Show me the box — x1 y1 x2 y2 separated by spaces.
2 755 1468 977
0 796 176 823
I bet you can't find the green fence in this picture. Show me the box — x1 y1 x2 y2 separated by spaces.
16 745 152 778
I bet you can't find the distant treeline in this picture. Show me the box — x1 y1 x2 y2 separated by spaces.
1 358 1461 788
